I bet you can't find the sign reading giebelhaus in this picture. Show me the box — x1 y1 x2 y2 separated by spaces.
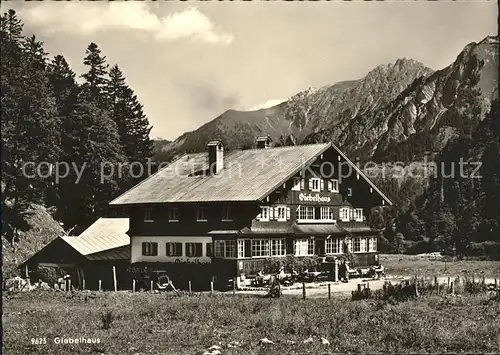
289 191 341 205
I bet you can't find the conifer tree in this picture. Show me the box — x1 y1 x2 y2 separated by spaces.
81 42 109 108
108 64 153 184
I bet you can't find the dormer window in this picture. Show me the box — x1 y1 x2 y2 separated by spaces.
168 207 179 222
144 209 153 222
222 206 232 222
197 207 207 222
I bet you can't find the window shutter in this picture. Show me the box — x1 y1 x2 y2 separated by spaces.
142 243 147 255
257 208 262 221
275 207 279 220
308 179 312 190
286 207 291 220
327 180 332 191
320 179 325 191
269 207 274 220
300 179 305 190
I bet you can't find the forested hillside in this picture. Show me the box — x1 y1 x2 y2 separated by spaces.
1 9 153 243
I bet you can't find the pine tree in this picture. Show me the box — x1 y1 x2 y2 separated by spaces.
47 55 79 116
57 90 126 229
108 64 153 184
81 42 109 108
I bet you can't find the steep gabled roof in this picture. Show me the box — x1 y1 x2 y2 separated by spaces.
110 144 331 204
109 142 392 206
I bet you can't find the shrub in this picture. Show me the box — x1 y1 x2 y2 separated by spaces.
463 276 489 294
465 241 500 258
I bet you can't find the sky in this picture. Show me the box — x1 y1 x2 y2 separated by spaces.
2 1 497 140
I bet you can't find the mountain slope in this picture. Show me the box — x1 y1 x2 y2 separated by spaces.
159 59 433 160
159 36 498 164
305 36 499 163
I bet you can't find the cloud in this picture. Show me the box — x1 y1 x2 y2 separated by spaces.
20 3 233 45
247 99 286 111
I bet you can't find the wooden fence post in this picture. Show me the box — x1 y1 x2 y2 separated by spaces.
233 278 236 296
447 277 450 292
328 283 331 301
150 280 153 292
68 279 72 292
302 282 306 300
99 280 102 292
82 278 86 290
188 280 192 294
132 279 136 293
334 259 339 282
112 266 117 292
210 281 214 295
450 281 454 295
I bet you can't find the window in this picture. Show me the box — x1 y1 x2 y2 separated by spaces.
166 242 182 257
325 238 343 254
347 188 353 197
339 207 350 222
368 237 377 252
186 243 202 257
352 238 367 253
294 239 314 256
276 206 287 221
257 206 270 221
197 207 207 222
291 177 301 191
142 242 158 256
206 242 213 257
238 240 245 258
309 178 321 192
222 206 232 221
214 240 225 257
271 239 286 256
225 240 237 258
320 207 334 221
168 208 179 222
144 209 153 222
297 206 315 221
251 240 270 257
327 179 339 192
353 208 363 221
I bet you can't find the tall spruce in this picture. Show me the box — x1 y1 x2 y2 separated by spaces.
57 90 126 230
108 64 153 184
81 42 109 109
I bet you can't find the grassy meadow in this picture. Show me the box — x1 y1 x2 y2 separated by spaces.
381 254 500 278
3 288 500 355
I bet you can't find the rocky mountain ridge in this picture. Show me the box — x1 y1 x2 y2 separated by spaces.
157 36 498 164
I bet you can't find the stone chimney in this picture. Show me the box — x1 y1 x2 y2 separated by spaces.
207 140 224 174
256 135 273 149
